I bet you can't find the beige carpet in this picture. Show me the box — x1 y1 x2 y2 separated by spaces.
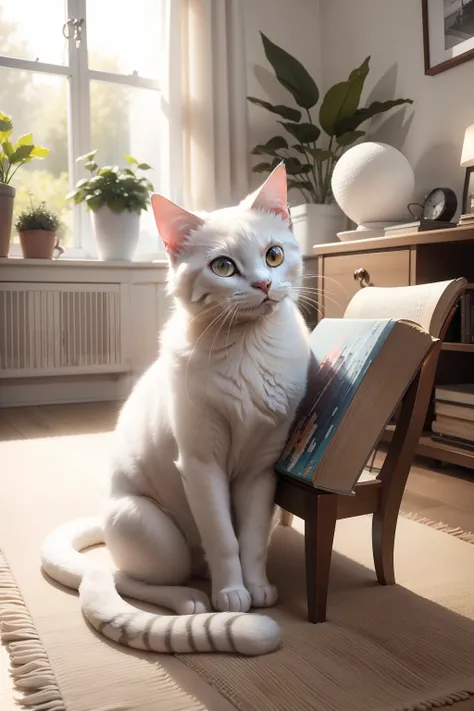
1 432 474 711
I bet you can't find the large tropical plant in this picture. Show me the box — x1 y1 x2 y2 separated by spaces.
248 34 413 204
0 111 50 185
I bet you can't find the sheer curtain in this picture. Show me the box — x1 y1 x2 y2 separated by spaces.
159 0 249 212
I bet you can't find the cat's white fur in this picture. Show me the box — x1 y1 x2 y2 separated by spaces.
41 164 310 656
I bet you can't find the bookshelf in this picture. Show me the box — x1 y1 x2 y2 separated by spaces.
382 425 474 468
442 342 474 353
312 226 474 471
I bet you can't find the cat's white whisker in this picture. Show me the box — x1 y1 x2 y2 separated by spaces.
291 285 344 311
184 304 233 404
293 292 321 309
292 292 324 319
296 300 311 317
206 304 235 377
186 301 222 328
225 305 240 356
301 273 348 299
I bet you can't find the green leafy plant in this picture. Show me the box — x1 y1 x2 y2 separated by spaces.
0 111 50 185
67 151 154 214
248 34 413 204
15 200 61 233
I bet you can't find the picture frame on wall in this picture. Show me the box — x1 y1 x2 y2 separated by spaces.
423 0 474 75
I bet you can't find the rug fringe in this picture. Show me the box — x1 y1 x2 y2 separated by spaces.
0 552 66 711
397 689 474 710
400 511 474 544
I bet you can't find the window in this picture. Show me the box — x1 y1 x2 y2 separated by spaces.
0 0 164 258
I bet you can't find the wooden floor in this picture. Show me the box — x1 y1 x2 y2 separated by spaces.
0 401 119 440
0 403 474 520
1 401 473 530
0 402 473 709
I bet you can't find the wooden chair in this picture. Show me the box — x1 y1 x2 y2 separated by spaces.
276 279 466 623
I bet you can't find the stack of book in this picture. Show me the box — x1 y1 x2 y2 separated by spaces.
432 384 474 451
384 220 455 237
458 213 474 227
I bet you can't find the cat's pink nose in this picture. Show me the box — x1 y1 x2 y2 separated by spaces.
252 280 271 294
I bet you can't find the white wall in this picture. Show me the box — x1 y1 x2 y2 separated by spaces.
243 0 323 197
320 0 474 213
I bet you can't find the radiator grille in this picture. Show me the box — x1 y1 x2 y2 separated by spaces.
0 284 125 377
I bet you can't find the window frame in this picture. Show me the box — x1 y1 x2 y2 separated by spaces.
0 0 162 260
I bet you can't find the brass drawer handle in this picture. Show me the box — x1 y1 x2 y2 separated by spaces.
353 268 371 288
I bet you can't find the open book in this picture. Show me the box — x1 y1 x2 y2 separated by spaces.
276 318 436 494
344 278 466 338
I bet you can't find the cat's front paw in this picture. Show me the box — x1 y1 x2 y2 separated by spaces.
212 586 251 613
174 589 211 615
247 582 278 608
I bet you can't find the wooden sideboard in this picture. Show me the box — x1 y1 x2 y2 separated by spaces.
312 226 474 470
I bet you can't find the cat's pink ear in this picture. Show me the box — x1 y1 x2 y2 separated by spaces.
151 194 204 255
249 162 289 221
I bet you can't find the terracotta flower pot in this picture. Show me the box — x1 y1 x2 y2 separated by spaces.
18 230 65 259
0 183 15 258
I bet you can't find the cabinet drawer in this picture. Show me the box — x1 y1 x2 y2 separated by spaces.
322 249 410 318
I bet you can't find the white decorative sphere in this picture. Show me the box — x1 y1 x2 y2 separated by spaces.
331 142 415 226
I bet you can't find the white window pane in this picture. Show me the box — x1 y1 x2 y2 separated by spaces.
0 68 73 246
0 1 68 66
86 0 162 80
90 81 162 256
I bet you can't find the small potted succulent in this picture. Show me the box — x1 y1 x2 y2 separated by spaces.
15 201 64 259
0 111 50 257
67 151 154 261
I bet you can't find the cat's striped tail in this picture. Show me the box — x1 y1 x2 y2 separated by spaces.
41 518 281 656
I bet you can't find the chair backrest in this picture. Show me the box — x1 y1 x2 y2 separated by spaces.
343 279 465 506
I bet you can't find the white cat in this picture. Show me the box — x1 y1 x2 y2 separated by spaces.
41 163 310 656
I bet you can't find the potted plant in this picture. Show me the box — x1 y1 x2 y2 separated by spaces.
15 201 64 259
67 151 154 261
0 111 50 257
248 34 413 253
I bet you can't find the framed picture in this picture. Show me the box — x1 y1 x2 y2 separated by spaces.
423 0 474 75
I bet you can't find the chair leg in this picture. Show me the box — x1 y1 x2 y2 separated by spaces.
370 348 443 586
304 494 337 623
279 509 294 527
372 510 397 585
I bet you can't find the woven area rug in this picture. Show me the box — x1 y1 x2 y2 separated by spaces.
1 432 474 711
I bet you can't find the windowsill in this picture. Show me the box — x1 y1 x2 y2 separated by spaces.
1 256 168 269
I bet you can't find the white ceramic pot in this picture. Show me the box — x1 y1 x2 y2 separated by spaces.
92 205 140 261
290 203 346 255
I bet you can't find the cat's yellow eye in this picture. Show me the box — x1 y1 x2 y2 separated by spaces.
210 257 237 278
266 246 284 268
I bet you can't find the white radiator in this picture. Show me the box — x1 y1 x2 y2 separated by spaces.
0 283 129 378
